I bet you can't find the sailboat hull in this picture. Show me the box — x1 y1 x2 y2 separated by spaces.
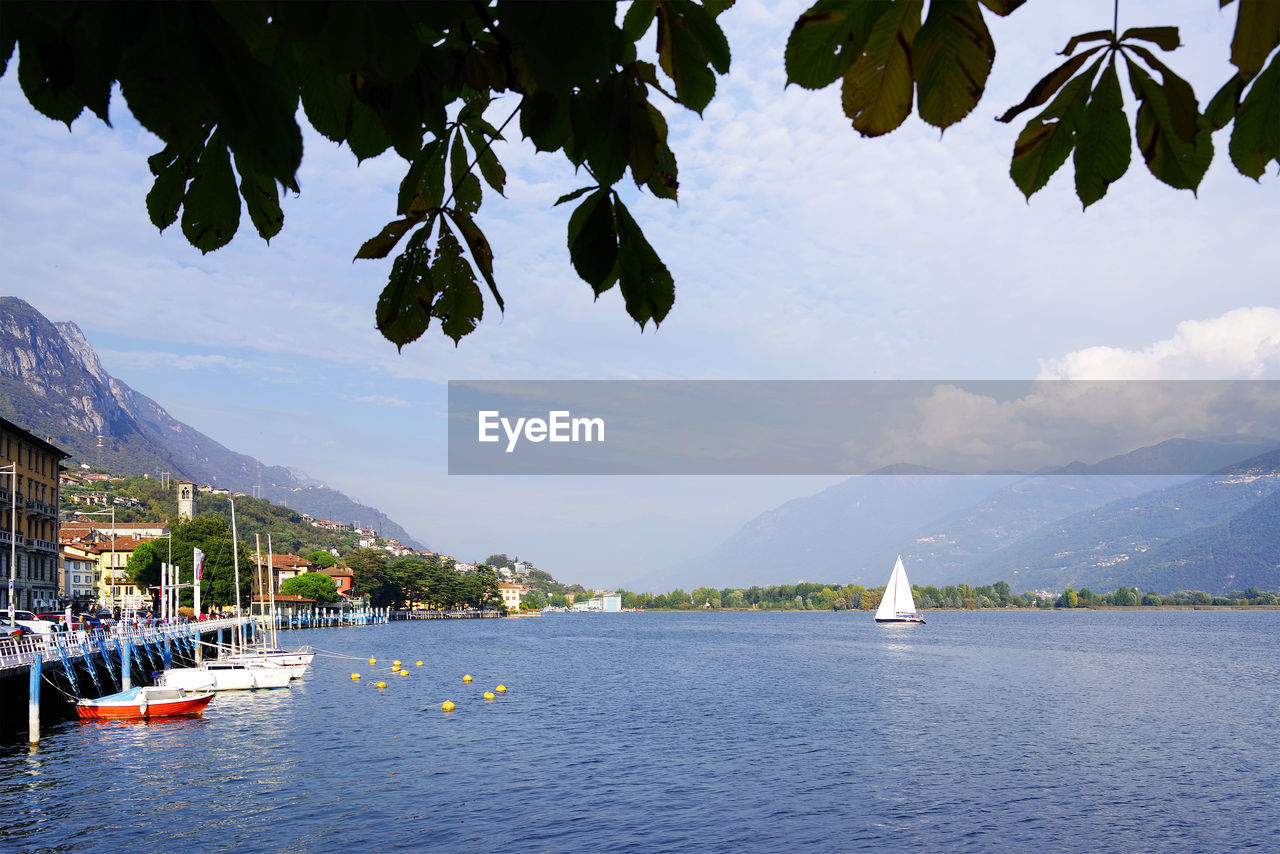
874 616 926 624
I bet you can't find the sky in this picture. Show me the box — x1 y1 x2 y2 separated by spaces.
2 1 1279 589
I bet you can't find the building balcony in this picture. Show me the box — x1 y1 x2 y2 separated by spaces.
25 499 56 519
31 538 57 554
0 529 10 545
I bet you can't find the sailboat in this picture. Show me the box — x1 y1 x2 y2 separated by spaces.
217 535 314 678
159 498 295 691
874 556 926 624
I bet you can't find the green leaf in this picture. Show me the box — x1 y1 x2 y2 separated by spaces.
296 49 354 144
448 132 482 214
1205 75 1246 131
447 211 504 311
1 17 14 78
1059 30 1114 57
346 97 394 162
1073 59 1131 208
567 189 619 293
17 41 86 127
977 0 1024 15
430 228 485 345
841 0 923 137
1126 44 1200 144
463 126 507 195
181 131 241 253
997 45 1105 124
398 139 447 216
145 144 194 232
645 140 680 200
454 173 483 217
234 152 284 241
520 91 571 153
356 218 420 261
912 0 995 131
785 0 891 90
500 0 622 94
1125 56 1214 191
613 198 674 329
1009 58 1101 199
1230 0 1280 76
377 233 435 351
1119 27 1181 52
674 0 731 74
656 0 726 113
554 186 597 207
1229 51 1280 179
573 81 629 186
622 0 658 41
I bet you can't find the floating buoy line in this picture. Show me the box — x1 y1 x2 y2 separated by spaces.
322 648 510 713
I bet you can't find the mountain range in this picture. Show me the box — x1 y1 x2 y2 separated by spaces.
639 437 1280 596
0 297 422 547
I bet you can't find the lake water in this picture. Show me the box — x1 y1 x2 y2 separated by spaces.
1 610 1278 852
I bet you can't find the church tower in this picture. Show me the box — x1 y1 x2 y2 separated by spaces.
177 480 196 520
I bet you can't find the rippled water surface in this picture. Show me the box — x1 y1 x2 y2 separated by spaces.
2 610 1279 852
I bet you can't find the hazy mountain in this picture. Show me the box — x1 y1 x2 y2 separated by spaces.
968 449 1280 593
643 439 1280 593
635 474 1013 591
1120 486 1280 594
0 297 421 547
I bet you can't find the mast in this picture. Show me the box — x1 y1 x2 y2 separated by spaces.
255 533 264 647
267 534 278 648
230 497 242 652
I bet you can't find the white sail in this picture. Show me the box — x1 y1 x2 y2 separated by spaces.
875 556 920 621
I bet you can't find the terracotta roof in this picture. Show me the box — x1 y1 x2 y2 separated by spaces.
251 553 316 569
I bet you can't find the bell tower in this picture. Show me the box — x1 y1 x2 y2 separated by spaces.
177 480 196 520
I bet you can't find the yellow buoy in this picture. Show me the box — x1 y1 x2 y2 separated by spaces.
495 684 507 693
442 700 455 711
483 692 495 700
368 658 377 665
463 674 472 683
376 681 387 689
393 660 401 667
400 669 409 677
351 673 361 680
392 663 401 671
416 661 423 667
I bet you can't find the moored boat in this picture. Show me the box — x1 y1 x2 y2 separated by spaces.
221 644 314 679
160 659 294 691
77 686 214 720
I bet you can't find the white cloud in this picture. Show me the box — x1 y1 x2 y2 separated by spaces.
99 350 259 373
351 394 411 408
1039 307 1280 380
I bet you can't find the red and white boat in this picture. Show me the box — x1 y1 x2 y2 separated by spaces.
76 685 215 720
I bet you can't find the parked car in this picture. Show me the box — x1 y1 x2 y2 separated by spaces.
0 618 30 638
79 613 106 630
36 614 82 631
12 610 57 635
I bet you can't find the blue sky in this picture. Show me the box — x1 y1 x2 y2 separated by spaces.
3 1 1279 588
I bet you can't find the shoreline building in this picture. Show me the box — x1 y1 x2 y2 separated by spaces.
1 416 69 612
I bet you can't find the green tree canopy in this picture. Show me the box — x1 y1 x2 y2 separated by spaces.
6 1 1277 350
124 513 252 609
279 571 340 603
306 550 338 568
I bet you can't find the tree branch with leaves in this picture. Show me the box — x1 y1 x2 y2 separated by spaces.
3 0 1277 348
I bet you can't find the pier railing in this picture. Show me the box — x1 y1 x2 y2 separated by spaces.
0 617 245 675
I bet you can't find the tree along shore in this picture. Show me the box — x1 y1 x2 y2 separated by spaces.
524 583 1280 612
